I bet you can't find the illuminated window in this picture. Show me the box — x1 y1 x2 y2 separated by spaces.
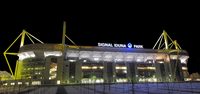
137 67 156 70
96 79 104 83
81 66 104 70
49 62 57 80
116 78 127 82
185 78 191 81
182 67 188 70
115 64 127 79
158 61 164 63
25 82 29 85
136 58 143 62
11 82 15 85
68 59 76 62
94 58 99 61
81 78 104 83
99 66 104 69
3 83 8 86
180 58 187 64
44 51 62 57
115 58 123 62
18 51 35 60
137 64 156 82
57 80 61 84
18 82 22 85
146 60 154 63
116 66 127 70
92 66 97 69
32 81 41 85
123 70 127 73
82 66 90 69
139 78 157 82
83 60 87 62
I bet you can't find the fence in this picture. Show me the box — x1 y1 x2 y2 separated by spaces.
0 82 200 94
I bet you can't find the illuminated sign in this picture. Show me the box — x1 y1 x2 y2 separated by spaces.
134 45 143 48
98 43 113 47
127 43 132 48
98 43 143 48
98 43 126 48
114 44 126 48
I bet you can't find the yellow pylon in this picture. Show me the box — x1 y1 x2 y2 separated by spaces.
3 29 44 77
62 21 78 47
153 30 182 50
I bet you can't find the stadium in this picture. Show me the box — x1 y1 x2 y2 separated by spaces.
2 22 189 85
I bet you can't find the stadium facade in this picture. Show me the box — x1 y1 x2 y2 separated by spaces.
13 43 189 85
2 22 189 85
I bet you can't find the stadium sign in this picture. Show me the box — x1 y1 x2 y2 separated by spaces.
98 43 143 48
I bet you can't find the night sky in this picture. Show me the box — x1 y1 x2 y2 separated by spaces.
0 4 199 74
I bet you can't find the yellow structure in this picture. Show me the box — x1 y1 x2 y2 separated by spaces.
153 30 182 50
3 30 44 77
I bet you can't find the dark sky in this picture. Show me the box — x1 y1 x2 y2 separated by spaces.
0 4 199 74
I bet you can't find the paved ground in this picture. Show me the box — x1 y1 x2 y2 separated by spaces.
0 82 200 94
